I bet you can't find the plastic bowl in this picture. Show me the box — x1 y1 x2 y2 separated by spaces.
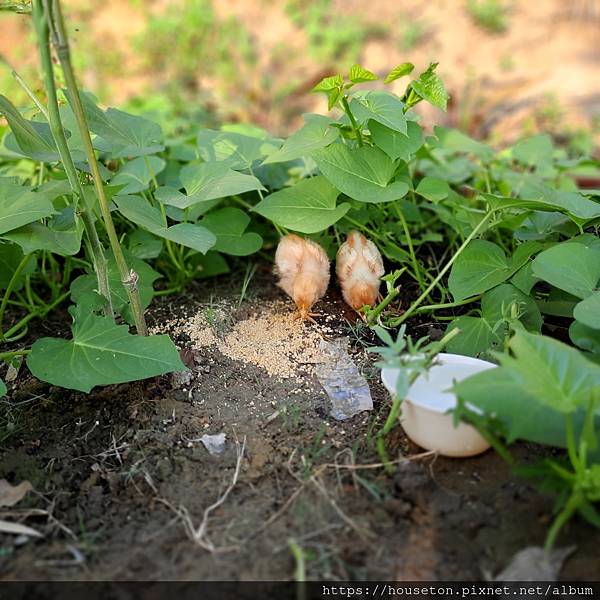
381 353 496 458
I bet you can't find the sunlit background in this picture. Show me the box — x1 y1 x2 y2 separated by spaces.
1 0 599 151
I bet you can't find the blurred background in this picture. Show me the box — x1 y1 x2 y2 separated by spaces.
1 0 599 152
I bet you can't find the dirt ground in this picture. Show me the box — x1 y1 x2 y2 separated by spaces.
1 270 600 582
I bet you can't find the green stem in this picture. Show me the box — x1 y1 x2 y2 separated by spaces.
3 290 70 341
390 210 493 327
366 276 404 325
394 203 425 293
0 254 32 340
341 95 363 147
12 69 49 120
32 0 113 321
544 492 581 553
46 0 147 335
0 349 31 361
415 295 481 314
288 538 306 583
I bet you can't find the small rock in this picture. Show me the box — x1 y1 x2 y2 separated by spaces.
200 433 226 455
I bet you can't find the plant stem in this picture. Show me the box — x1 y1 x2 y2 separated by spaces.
341 95 363 147
0 349 31 361
0 253 32 340
544 491 580 553
3 290 70 341
415 295 481 314
46 0 147 335
390 210 493 327
366 277 403 325
393 203 425 293
32 0 113 320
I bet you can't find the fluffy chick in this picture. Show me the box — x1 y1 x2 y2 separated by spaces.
275 234 330 321
336 231 385 316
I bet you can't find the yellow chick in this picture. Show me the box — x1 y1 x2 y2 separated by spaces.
336 231 385 316
275 234 330 321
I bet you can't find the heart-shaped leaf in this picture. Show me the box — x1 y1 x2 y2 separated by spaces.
410 62 449 111
370 120 423 161
115 194 216 254
158 162 264 210
532 240 600 299
27 306 185 393
415 176 450 202
0 179 56 235
111 156 166 194
348 64 378 83
350 91 407 134
446 315 502 358
0 95 58 161
201 207 262 256
78 92 164 158
4 207 83 255
253 175 350 233
262 114 339 165
573 292 600 330
313 144 409 203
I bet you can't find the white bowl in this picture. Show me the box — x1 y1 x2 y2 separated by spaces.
381 353 496 458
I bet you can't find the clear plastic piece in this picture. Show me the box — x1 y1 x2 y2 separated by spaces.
315 338 373 421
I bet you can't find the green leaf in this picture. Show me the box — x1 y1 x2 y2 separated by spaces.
0 242 35 290
4 207 83 255
481 283 542 332
0 378 5 398
410 62 449 111
110 156 166 194
71 253 160 325
253 175 350 233
127 229 163 260
574 292 600 330
370 120 423 161
511 134 553 166
448 240 513 301
201 207 262 256
454 367 586 447
262 114 339 165
433 126 494 160
313 144 409 203
78 92 164 158
312 74 344 93
483 189 600 225
454 330 600 445
446 316 502 358
0 179 55 235
159 161 264 209
503 331 600 413
0 95 58 161
384 62 415 84
188 251 230 279
569 321 600 354
532 240 600 299
197 129 278 169
415 176 449 202
27 310 185 393
115 194 216 254
350 91 407 134
348 64 378 83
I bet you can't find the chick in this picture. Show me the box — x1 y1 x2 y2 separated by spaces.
336 231 385 317
275 234 330 321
